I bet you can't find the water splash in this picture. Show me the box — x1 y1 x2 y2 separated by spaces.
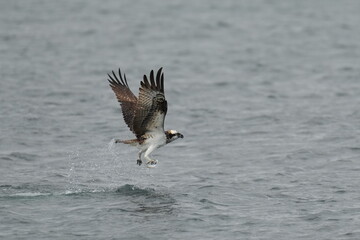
66 141 156 193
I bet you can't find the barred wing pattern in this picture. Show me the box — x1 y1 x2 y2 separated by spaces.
133 68 167 138
108 68 167 139
108 69 138 133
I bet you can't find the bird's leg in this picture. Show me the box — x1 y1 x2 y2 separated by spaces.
137 149 145 166
144 146 158 167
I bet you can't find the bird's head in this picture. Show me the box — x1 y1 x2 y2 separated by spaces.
165 130 184 144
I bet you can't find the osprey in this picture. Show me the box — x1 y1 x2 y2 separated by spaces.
107 67 183 167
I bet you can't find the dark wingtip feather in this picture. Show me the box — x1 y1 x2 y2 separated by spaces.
150 70 156 89
107 73 114 81
118 68 124 84
107 73 117 86
112 70 119 82
156 67 162 91
107 68 131 87
140 68 165 92
143 74 150 88
123 73 128 86
160 72 164 92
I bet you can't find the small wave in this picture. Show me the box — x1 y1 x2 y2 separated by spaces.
2 186 153 198
1 184 166 200
63 188 108 196
63 184 161 198
10 192 52 197
2 152 39 161
0 184 54 199
199 198 229 207
115 184 156 196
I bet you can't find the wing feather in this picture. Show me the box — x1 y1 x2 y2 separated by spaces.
132 68 167 138
108 69 138 133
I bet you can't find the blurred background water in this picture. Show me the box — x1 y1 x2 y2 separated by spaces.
1 0 360 239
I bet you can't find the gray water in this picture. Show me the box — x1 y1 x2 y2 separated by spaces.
1 0 360 239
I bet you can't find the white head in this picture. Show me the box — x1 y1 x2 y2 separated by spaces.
165 130 184 144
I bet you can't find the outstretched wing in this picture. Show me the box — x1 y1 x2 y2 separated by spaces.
132 68 167 138
108 69 138 133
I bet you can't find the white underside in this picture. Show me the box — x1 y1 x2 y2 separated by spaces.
137 131 166 166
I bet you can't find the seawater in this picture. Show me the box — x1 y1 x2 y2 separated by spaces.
1 1 360 239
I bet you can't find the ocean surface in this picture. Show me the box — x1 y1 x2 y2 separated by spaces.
1 0 360 239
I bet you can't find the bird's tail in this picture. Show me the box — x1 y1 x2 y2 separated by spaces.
115 139 139 146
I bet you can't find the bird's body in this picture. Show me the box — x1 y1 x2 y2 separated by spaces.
108 68 183 167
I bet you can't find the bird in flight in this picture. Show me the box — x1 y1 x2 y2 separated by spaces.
107 68 183 168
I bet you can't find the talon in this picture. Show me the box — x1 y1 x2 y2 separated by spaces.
136 159 142 166
146 160 158 168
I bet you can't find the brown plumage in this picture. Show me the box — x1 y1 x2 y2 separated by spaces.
107 67 183 167
108 68 167 139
